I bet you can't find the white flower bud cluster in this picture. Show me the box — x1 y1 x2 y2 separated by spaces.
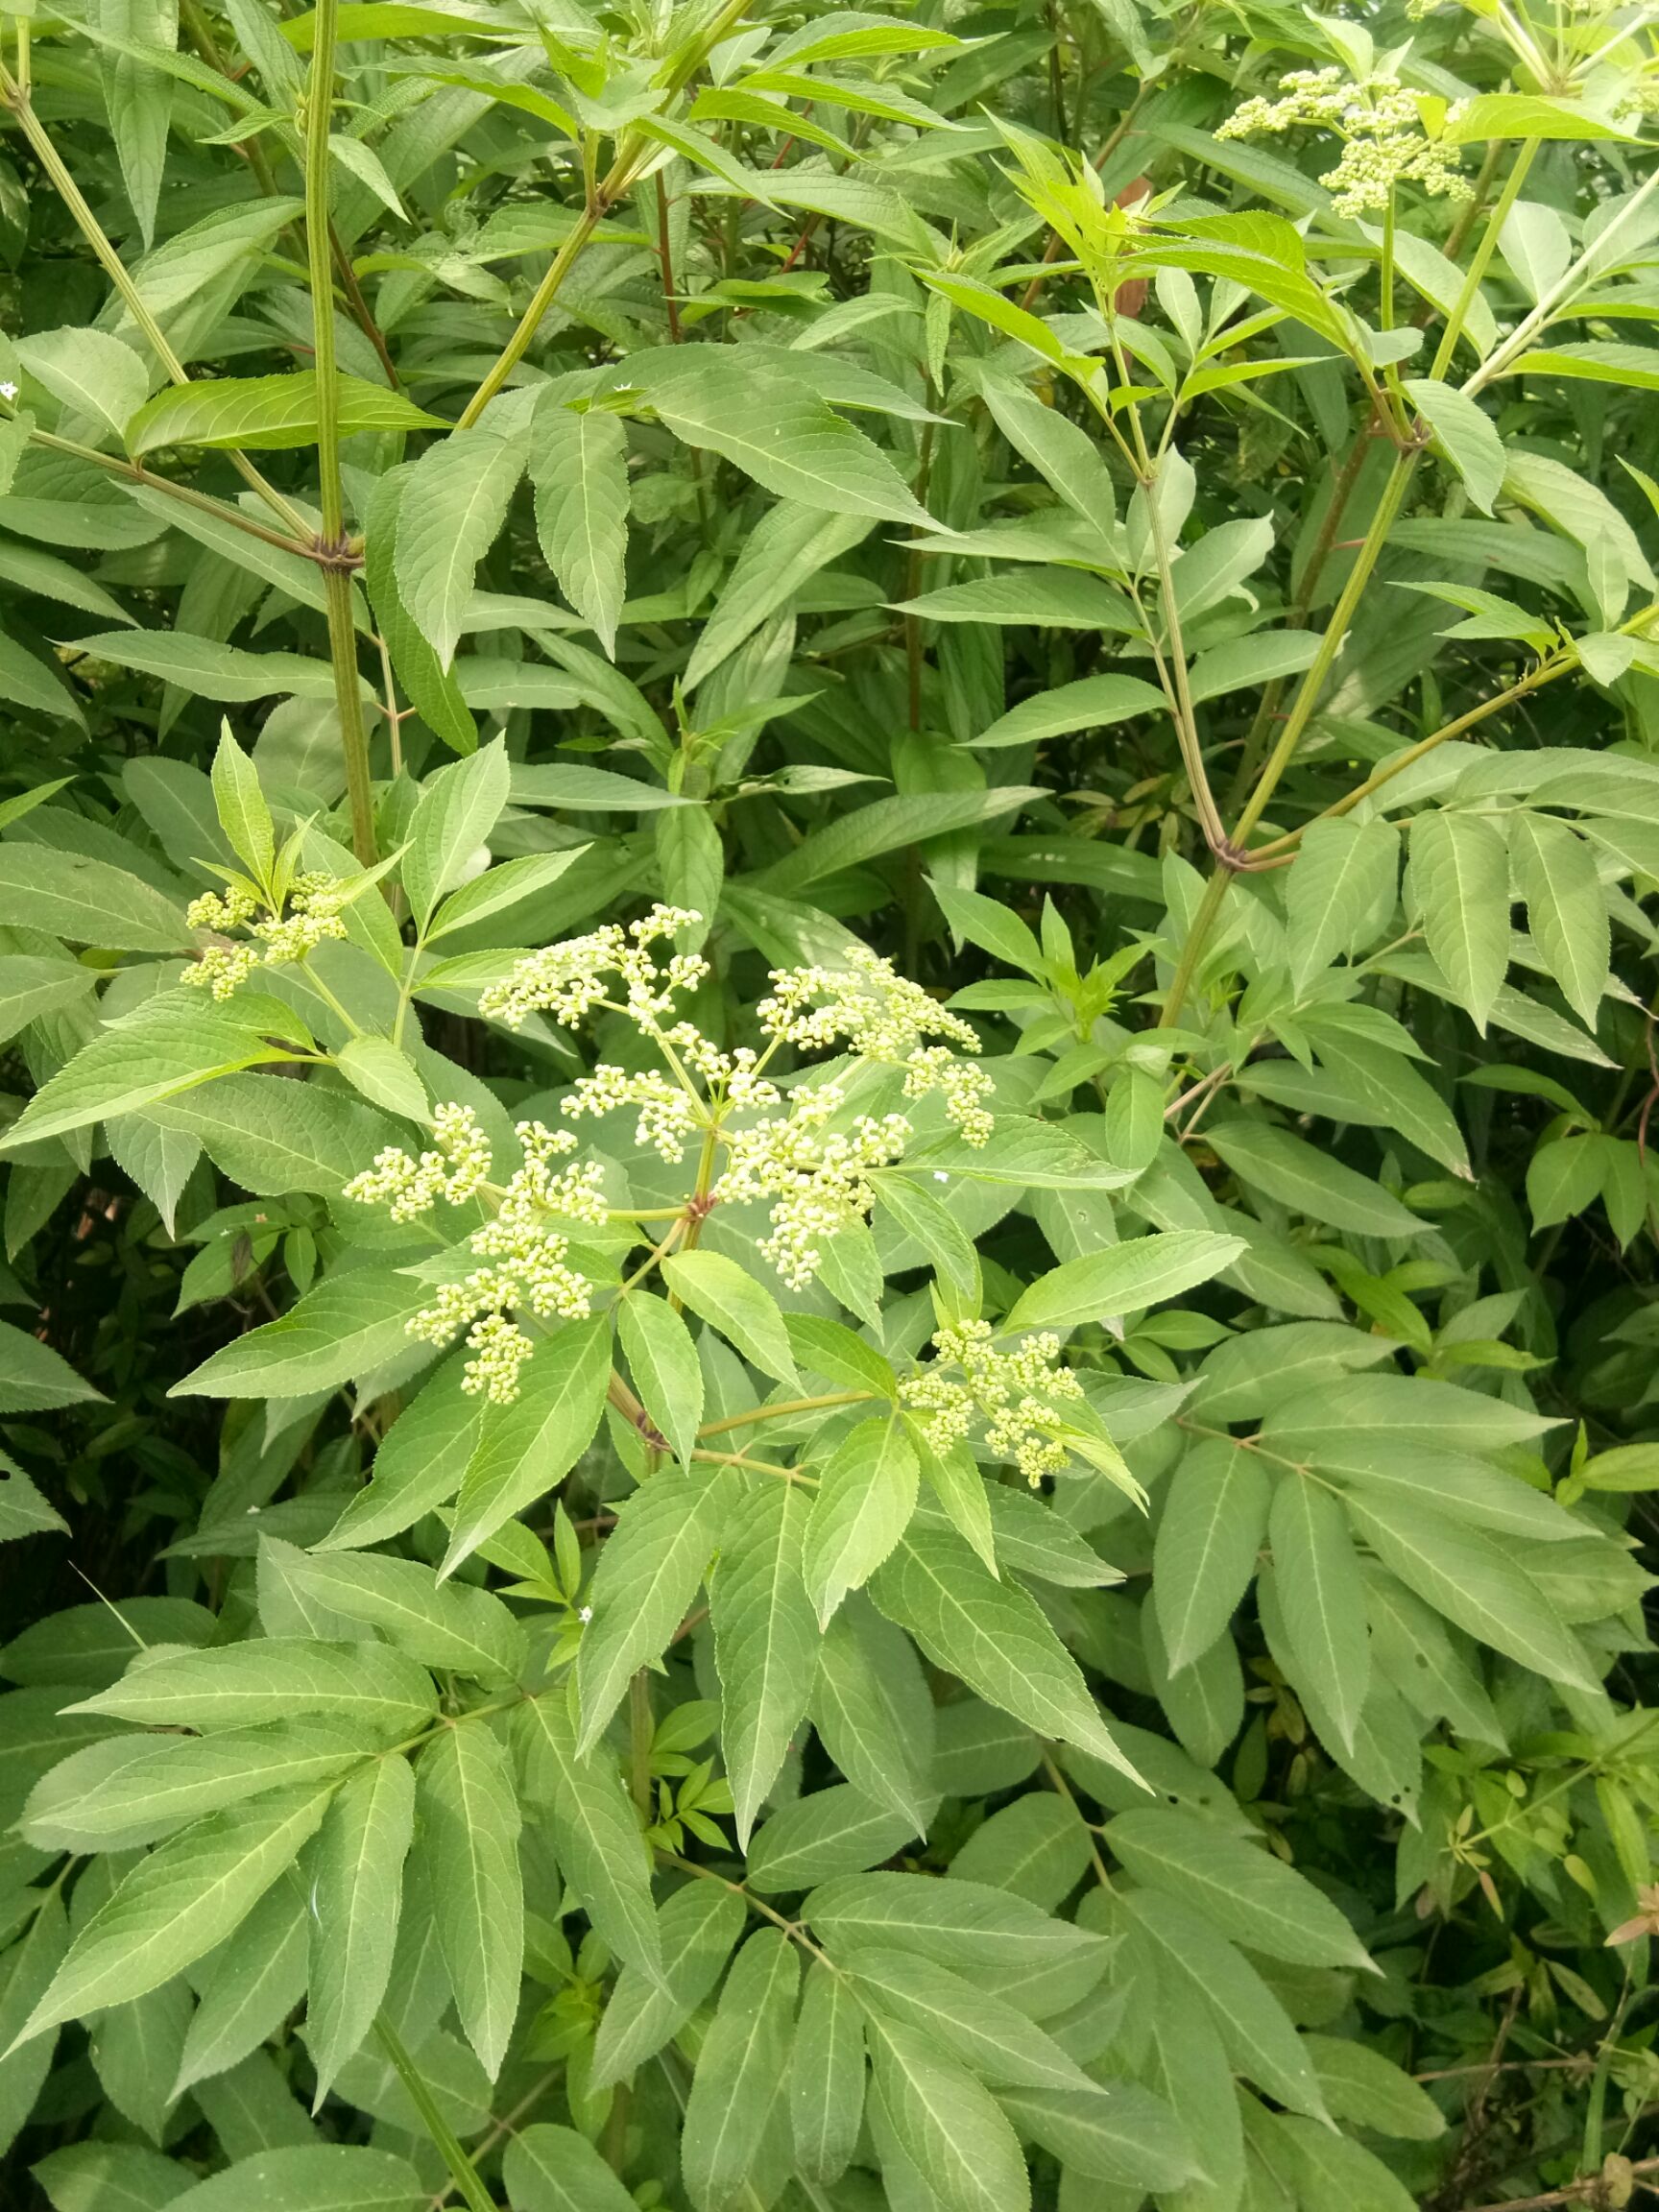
902 1319 1085 1487
717 1083 912 1287
1217 68 1471 218
346 1109 597 1403
343 1102 494 1221
183 874 349 999
477 904 708 1033
564 1064 700 1163
758 946 994 1144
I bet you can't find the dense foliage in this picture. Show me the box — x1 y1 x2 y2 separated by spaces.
1 0 1658 2203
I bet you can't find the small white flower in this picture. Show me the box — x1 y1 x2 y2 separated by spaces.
579 1604 593 1623
934 1170 950 1183
0 380 17 402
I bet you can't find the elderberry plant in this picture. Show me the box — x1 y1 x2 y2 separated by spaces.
3 0 1659 2205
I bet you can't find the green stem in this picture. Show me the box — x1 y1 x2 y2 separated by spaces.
629 1669 654 1816
1430 139 1538 382
304 0 377 864
373 2016 496 2212
696 1391 874 1439
0 68 310 540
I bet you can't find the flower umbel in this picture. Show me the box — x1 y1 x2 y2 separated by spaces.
184 872 350 998
346 1109 598 1403
1217 68 1471 218
902 1319 1085 1486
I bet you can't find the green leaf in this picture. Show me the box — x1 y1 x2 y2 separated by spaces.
426 850 587 941
18 327 151 446
589 1880 744 2089
320 1358 484 1552
14 1787 336 2046
756 787 1045 889
1508 812 1608 1029
1153 1438 1270 1672
866 2014 1030 2212
416 1722 522 2078
871 1524 1140 1781
158 2148 423 2212
529 398 630 658
575 1471 732 1754
896 570 1134 629
0 846 188 951
1285 816 1399 993
791 1960 865 2184
805 1869 1105 1988
517 1688 661 1980
0 955 97 1046
4 998 295 1152
363 465 477 754
334 1038 428 1123
0 1326 104 1415
1122 1888 1330 2121
271 1551 526 1685
679 1930 800 2212
127 373 442 454
1103 1807 1373 1969
503 2123 639 2212
1003 1230 1245 1333
68 1638 437 1738
1204 1119 1426 1238
747 1786 924 1893
404 738 511 930
981 379 1116 538
1342 1494 1599 1693
710 1480 820 1843
1445 91 1643 142
847 1945 1090 2091
1406 811 1511 1032
146 1074 397 1198
997 2080 1199 2193
174 1881 306 2097
1268 1481 1369 1753
444 1315 613 1573
171 1268 433 1400
0 1460 68 1543
1303 2034 1445 2139
393 429 524 670
661 1250 799 1386
72 631 346 703
615 1294 704 1469
804 1416 920 1626
209 727 274 879
306 1757 415 2104
627 349 926 524
1403 380 1505 514
1272 2114 1416 2211
812 1599 935 1829
32 2140 193 2210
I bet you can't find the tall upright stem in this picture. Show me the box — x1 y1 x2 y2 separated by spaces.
304 0 376 864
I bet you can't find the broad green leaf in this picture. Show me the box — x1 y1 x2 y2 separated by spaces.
756 786 1046 889
805 1870 1107 1992
364 465 477 753
0 1888 67 2152
444 1315 613 1573
1303 2033 1445 2139
813 1599 935 1830
627 349 926 524
1122 1888 1330 2121
1300 1432 1583 1546
949 1792 1092 1909
403 738 511 929
18 326 151 445
866 2014 1030 2212
306 1757 415 2104
982 379 1116 538
426 850 587 941
517 1688 661 1979
804 1416 919 1625
746 1786 924 1893
0 955 98 1046
70 631 344 703
319 1357 483 1552
679 1930 800 2212
1342 1494 1599 1692
272 1550 525 1684
684 500 872 690
1267 1481 1369 1752
615 1293 704 1468
171 1269 433 1400
896 570 1134 629
1272 2114 1416 2211
1204 1119 1425 1238
160 2147 422 2212
503 2123 639 2212
15 1788 336 2045
589 1879 744 2088
21 1716 367 1850
661 1251 799 1385
1403 380 1504 513
965 673 1166 752
1103 1807 1373 1969
1262 1374 1557 1454
846 1945 1090 2091
529 398 630 658
1285 816 1399 993
1446 91 1644 142
334 1038 427 1122
0 847 188 951
4 998 296 1151
147 1074 398 1198
1003 1230 1244 1333
69 1639 436 1738
710 1480 820 1843
33 2140 193 2209
998 2080 1199 2192
128 373 442 454
0 1327 104 1416
0 1461 68 1542
792 1960 865 2184
174 1880 306 2096
871 1524 1140 1781
209 726 274 879
417 1722 522 2077
1407 810 1511 1032
1508 812 1608 1029
393 429 524 669
575 1470 733 1753
1153 1438 1270 1672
